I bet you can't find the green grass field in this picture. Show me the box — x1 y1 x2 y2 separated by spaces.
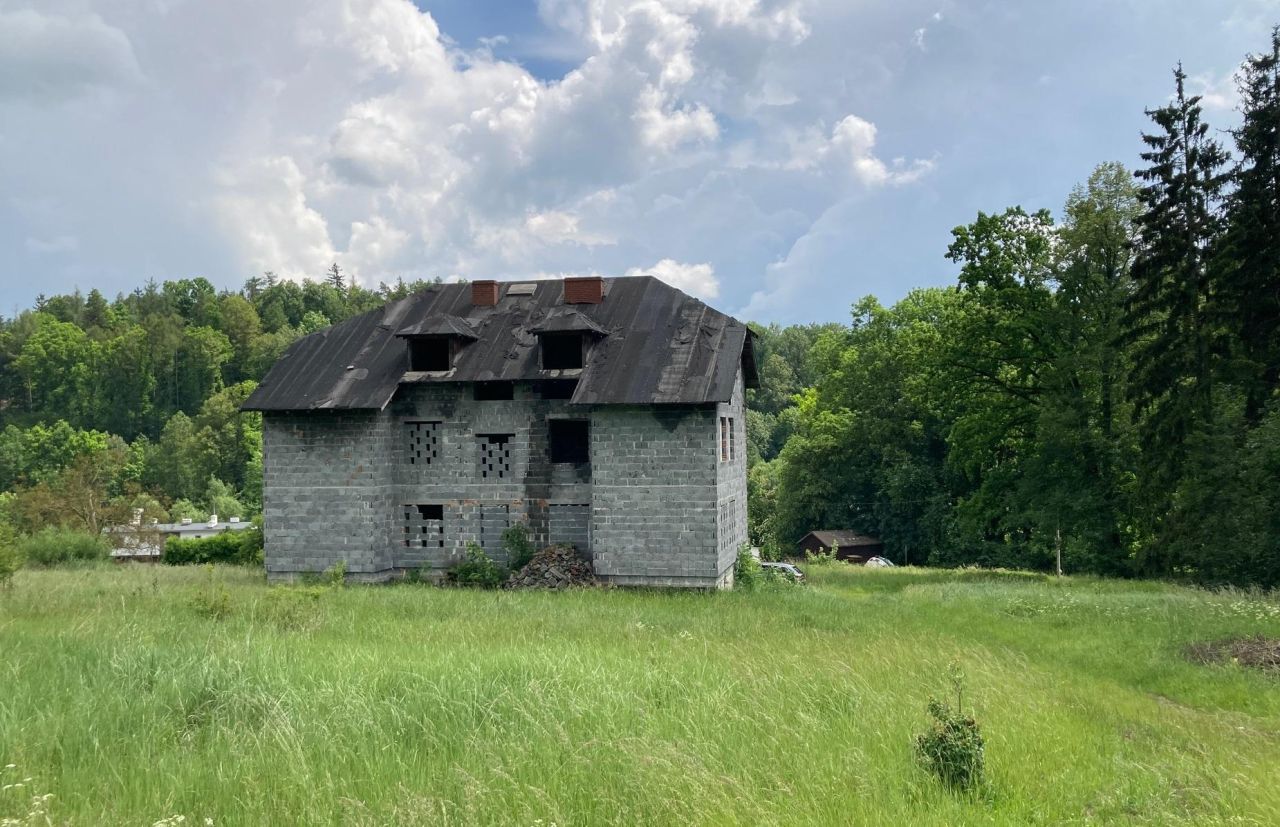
2 564 1278 826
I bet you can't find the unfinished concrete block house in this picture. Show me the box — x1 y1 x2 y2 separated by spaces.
242 275 757 587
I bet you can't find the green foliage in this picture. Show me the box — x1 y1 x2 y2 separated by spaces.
258 586 326 632
1126 66 1231 498
447 542 506 589
914 662 986 791
733 545 762 591
169 499 204 522
1222 28 1280 421
203 477 246 521
803 548 836 567
191 564 232 620
324 559 347 588
502 523 536 571
163 529 263 566
0 524 22 587
17 527 109 567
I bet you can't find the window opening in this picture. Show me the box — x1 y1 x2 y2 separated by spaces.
729 417 736 461
548 419 590 464
537 379 577 400
541 333 584 370
478 434 513 479
720 417 728 462
474 382 514 401
408 338 451 372
407 421 440 465
403 504 445 549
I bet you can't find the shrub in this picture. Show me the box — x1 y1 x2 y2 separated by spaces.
734 545 763 591
18 527 110 567
448 542 506 589
502 523 536 571
914 662 985 791
324 559 347 588
164 528 262 566
804 547 837 567
259 586 326 631
0 529 22 587
191 564 232 620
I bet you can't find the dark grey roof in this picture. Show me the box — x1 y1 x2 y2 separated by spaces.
396 314 479 339
526 308 609 336
799 530 883 549
242 276 758 412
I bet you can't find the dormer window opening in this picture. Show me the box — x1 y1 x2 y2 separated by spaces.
542 333 584 370
409 338 451 372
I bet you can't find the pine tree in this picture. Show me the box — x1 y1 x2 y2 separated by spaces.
326 263 346 290
1222 28 1280 422
1125 65 1231 492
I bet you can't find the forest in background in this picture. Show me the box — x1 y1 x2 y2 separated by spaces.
749 33 1280 588
2 32 1280 587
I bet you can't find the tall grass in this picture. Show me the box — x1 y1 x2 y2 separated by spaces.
1 564 1278 824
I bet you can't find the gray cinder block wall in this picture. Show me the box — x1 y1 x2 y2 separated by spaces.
262 367 747 588
261 411 396 582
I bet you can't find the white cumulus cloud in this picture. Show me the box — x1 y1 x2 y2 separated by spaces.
626 258 720 299
2 0 937 320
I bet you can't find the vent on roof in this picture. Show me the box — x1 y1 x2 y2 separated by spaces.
508 282 537 296
564 276 604 304
473 280 499 306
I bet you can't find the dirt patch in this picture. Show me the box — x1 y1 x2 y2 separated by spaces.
1186 636 1280 673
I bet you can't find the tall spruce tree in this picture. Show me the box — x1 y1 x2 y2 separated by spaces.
1125 65 1230 495
1222 28 1280 421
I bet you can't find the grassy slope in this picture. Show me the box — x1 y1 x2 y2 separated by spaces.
1 565 1278 826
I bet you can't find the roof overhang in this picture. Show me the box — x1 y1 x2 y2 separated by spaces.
527 308 609 337
395 314 479 340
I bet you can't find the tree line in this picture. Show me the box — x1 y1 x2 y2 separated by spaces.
748 32 1280 588
0 267 441 537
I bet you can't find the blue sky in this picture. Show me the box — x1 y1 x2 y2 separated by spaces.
1 0 1275 323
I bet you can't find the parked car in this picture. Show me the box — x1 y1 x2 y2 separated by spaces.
865 556 896 567
760 561 805 581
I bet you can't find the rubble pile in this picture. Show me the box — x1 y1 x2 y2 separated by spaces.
506 545 597 589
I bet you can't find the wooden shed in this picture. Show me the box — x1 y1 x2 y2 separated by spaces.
795 530 884 563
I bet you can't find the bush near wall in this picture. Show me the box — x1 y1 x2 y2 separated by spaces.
164 527 263 566
18 527 110 567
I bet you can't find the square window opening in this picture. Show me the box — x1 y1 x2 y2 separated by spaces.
474 381 514 401
408 338 451 372
549 419 590 464
537 379 577 400
541 333 584 370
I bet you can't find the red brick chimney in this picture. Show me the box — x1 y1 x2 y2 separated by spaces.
564 276 604 304
472 280 499 306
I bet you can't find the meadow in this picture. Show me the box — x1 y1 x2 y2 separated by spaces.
1 564 1279 826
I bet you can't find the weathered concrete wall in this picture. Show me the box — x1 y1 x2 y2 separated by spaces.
388 382 591 572
590 404 727 587
261 411 395 581
262 372 744 588
715 368 749 581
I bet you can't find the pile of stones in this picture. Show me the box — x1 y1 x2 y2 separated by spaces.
506 545 597 589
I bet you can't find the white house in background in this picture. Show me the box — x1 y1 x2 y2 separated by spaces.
109 513 254 562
